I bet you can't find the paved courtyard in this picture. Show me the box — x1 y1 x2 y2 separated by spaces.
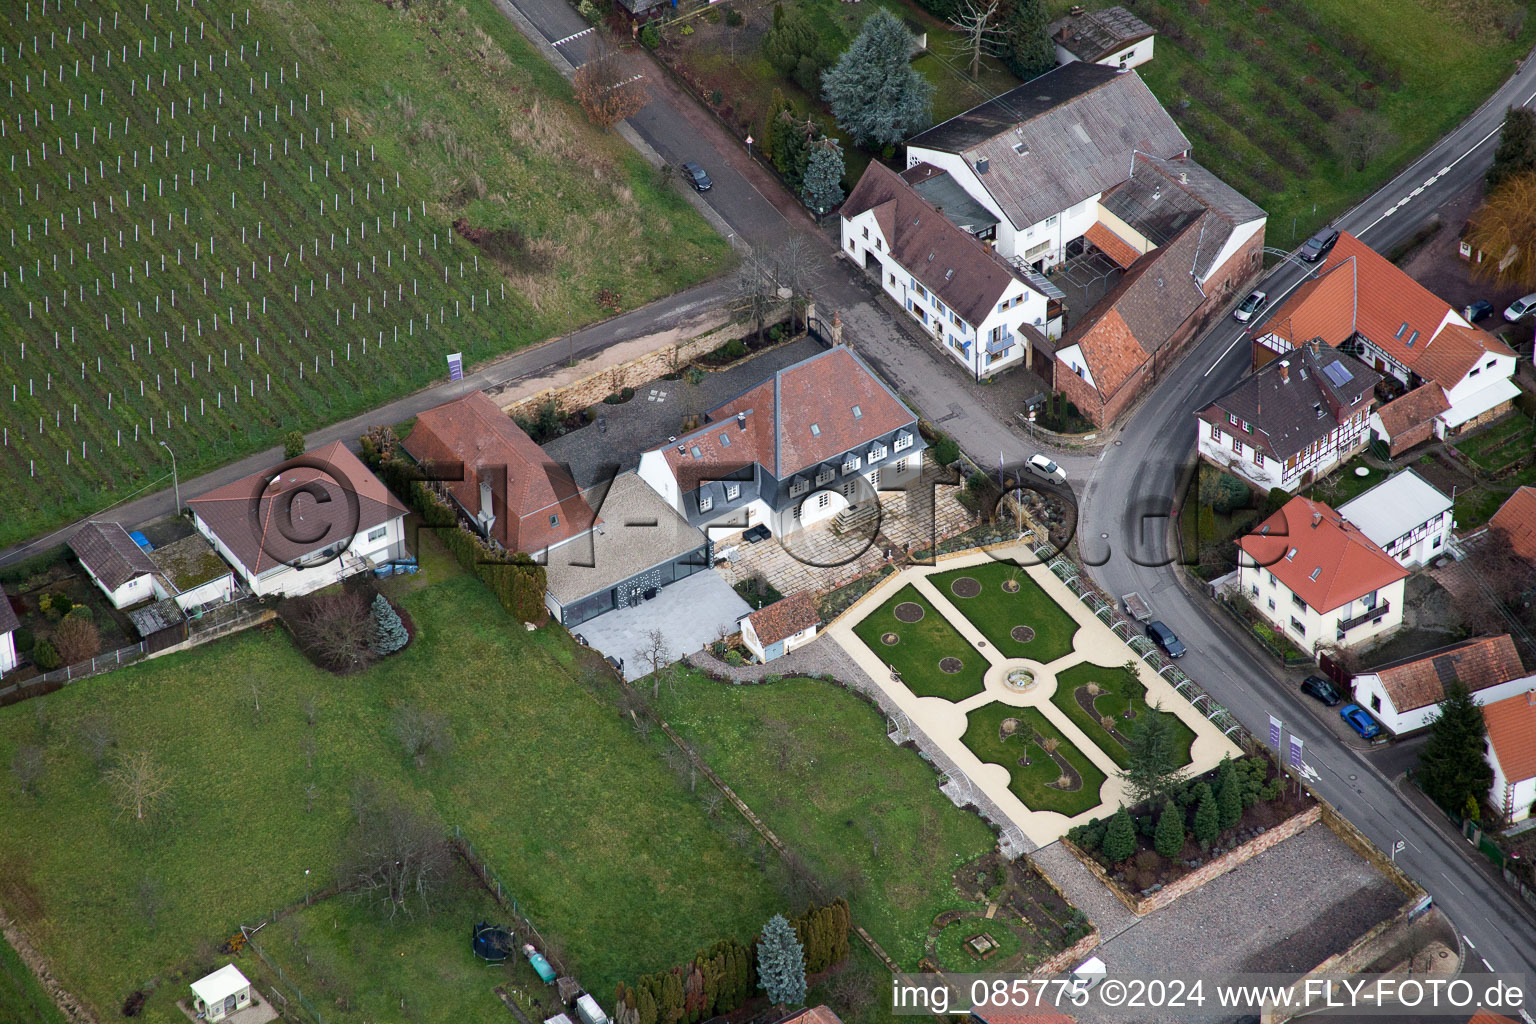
827 545 1242 847
573 570 750 681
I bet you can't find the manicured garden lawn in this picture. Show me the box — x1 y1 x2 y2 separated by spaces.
961 704 1106 818
1050 662 1195 771
928 562 1079 663
0 931 66 1024
852 585 987 701
1043 0 1536 254
0 544 779 1022
933 916 1022 972
653 673 997 967
1304 458 1387 508
1454 415 1535 472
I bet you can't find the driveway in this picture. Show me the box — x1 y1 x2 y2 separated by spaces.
573 569 750 681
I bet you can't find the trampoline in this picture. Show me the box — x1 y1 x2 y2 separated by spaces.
471 922 513 963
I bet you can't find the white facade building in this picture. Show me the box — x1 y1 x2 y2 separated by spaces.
1484 688 1536 823
1338 469 1453 569
1349 635 1529 735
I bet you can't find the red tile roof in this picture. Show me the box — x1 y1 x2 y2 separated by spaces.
746 592 822 646
1482 688 1536 785
843 161 1028 327
1373 382 1449 439
1261 233 1513 389
1369 635 1526 713
1488 486 1536 566
403 392 595 554
1085 221 1142 269
1239 496 1408 613
1069 306 1146 399
187 441 409 577
653 347 916 484
782 1007 844 1024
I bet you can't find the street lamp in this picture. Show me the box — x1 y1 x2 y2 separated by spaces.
159 441 180 516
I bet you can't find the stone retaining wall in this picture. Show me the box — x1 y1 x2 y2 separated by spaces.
502 302 789 420
1317 794 1423 897
1034 927 1102 977
1063 803 1322 916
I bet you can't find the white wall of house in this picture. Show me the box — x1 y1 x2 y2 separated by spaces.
170 572 237 613
1055 343 1096 389
1238 562 1405 653
1197 422 1286 491
1490 746 1536 823
1054 36 1155 69
1374 512 1451 568
0 630 16 674
637 451 681 516
1351 673 1536 736
1200 410 1369 494
1198 217 1265 285
81 562 155 609
1440 350 1518 420
194 513 405 598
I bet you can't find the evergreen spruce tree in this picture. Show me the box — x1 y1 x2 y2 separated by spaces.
760 88 789 163
1119 704 1185 806
370 593 409 655
1215 757 1243 830
1101 806 1136 863
756 914 807 1008
997 0 1054 80
1488 107 1536 188
1153 800 1185 859
801 138 846 216
1191 783 1219 849
1417 680 1495 817
822 10 934 148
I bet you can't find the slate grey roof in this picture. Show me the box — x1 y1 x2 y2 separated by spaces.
1049 6 1156 63
544 473 706 604
906 62 1189 229
1102 153 1266 280
903 164 999 236
1199 343 1381 461
68 520 157 591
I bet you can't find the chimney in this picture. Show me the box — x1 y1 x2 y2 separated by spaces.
1528 689 1536 706
1179 171 1189 185
1279 361 1289 383
975 157 990 175
1312 511 1322 528
737 411 746 431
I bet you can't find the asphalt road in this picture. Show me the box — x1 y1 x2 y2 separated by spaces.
1076 53 1536 985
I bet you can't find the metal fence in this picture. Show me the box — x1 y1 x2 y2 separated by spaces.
244 932 332 1024
0 640 149 701
452 828 570 979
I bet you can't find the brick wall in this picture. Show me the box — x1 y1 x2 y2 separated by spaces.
1388 420 1436 457
1063 803 1322 916
1317 794 1422 897
502 302 789 421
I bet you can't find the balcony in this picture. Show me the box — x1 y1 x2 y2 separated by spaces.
1338 601 1389 634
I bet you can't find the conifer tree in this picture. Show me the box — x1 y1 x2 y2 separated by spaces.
1418 680 1494 817
1101 806 1136 863
822 10 933 148
757 914 807 1007
1192 783 1219 849
1215 757 1243 830
370 593 409 655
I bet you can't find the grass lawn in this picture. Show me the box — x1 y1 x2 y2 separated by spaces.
652 672 997 968
961 704 1106 818
1044 0 1536 255
933 916 1022 972
1049 662 1195 771
1306 459 1387 508
1455 485 1510 529
0 931 66 1024
240 864 556 1024
927 562 1080 663
1453 415 1535 472
0 0 731 548
852 585 987 701
0 537 780 1023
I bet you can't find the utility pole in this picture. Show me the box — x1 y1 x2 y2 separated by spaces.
160 441 181 515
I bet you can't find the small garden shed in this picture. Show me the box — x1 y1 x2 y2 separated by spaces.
189 963 252 1021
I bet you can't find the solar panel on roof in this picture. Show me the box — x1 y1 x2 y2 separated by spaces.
1322 360 1353 386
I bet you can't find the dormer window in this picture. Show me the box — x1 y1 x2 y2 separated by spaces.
790 477 809 498
842 454 862 474
868 443 887 463
815 466 836 487
698 492 713 513
894 431 913 452
725 482 741 501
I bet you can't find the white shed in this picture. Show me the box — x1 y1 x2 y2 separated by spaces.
190 963 253 1021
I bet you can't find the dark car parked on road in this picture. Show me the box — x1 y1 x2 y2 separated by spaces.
1300 675 1343 706
1464 300 1495 323
1299 227 1340 262
682 161 712 192
1145 620 1186 658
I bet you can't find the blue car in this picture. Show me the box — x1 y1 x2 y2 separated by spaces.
1339 703 1381 740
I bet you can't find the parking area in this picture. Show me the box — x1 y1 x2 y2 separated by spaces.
544 337 825 488
572 569 751 681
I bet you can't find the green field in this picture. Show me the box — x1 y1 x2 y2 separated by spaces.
0 931 66 1024
852 584 987 700
1049 661 1195 771
961 703 1106 817
0 537 782 1022
0 0 729 547
927 562 1080 663
1053 0 1536 249
653 672 997 967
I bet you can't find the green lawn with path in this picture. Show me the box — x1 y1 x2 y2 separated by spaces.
1050 662 1196 771
928 562 1079 663
933 916 1023 972
0 536 780 1023
852 585 987 701
653 672 996 967
961 704 1106 818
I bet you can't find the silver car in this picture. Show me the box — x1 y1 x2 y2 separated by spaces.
1503 292 1536 321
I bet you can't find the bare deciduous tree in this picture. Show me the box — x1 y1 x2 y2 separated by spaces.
105 751 173 823
948 0 1003 80
770 232 825 333
341 790 451 921
75 711 117 770
301 732 318 771
303 696 319 727
287 591 376 673
830 963 875 1011
731 248 778 343
349 776 381 826
641 629 673 698
1332 108 1397 173
393 707 454 770
11 744 44 797
51 615 100 665
573 35 650 131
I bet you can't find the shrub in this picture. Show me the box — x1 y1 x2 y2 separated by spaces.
1154 800 1185 858
1192 783 1219 848
1101 807 1136 863
577 0 601 23
41 593 72 620
14 627 34 653
621 386 636 401
65 603 93 621
724 649 745 666
52 615 101 665
283 430 307 460
283 591 377 673
640 23 659 48
710 89 723 105
32 638 62 671
724 6 743 26
722 338 748 360
931 434 960 466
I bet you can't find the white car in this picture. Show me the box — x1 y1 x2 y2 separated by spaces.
1027 453 1066 483
1503 292 1536 321
1233 290 1269 323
